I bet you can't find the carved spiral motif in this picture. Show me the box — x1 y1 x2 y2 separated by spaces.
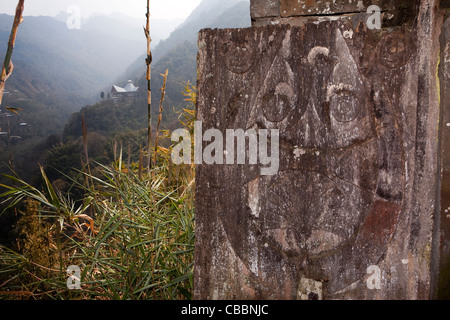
377 33 412 68
329 88 360 123
262 82 295 123
220 39 256 74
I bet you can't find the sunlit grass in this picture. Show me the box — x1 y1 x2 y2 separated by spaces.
0 83 196 300
0 157 194 300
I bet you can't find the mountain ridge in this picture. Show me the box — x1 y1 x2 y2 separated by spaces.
0 1 251 185
118 0 251 98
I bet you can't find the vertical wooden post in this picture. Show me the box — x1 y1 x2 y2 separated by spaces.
194 0 444 300
145 0 153 172
0 0 25 106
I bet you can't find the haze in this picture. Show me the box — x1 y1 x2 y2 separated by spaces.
0 0 202 20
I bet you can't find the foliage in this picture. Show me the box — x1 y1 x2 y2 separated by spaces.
62 99 148 142
0 89 196 300
0 2 250 188
0 1 249 299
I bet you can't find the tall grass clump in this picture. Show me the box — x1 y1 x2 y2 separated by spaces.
0 83 196 300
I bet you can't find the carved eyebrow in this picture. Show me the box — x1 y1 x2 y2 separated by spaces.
307 46 330 65
326 83 355 101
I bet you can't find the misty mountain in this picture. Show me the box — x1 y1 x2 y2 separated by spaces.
0 14 142 113
0 11 179 182
120 0 251 109
152 0 250 64
0 11 180 108
134 0 251 114
78 12 182 48
183 0 248 25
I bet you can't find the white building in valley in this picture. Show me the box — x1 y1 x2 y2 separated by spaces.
111 80 140 101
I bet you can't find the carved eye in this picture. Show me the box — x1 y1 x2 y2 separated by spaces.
329 88 360 122
262 91 291 123
262 82 295 123
377 33 412 68
220 40 233 54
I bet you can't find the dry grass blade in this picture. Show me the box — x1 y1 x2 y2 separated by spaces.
5 107 23 115
127 141 131 174
0 0 24 106
154 69 169 167
81 113 89 165
139 146 143 180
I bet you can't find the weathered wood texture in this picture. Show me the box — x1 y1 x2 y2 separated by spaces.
250 0 417 27
195 1 443 299
438 4 450 299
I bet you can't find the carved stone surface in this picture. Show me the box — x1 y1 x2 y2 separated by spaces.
251 0 417 28
250 0 279 18
279 0 384 17
195 1 442 300
438 10 450 299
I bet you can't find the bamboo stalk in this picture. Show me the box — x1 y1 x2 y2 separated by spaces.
81 113 89 165
127 141 131 174
0 0 25 106
139 145 143 180
154 69 168 167
145 0 152 172
81 113 96 191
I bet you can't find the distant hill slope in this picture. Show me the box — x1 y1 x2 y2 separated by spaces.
63 40 199 142
0 12 178 183
0 14 144 110
152 0 250 64
0 1 251 185
119 0 251 119
60 0 251 176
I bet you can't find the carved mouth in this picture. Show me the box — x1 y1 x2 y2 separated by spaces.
255 170 372 257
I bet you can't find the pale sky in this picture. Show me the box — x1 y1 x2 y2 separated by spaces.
0 0 203 20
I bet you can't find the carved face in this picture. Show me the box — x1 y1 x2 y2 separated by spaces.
197 22 407 297
240 28 377 260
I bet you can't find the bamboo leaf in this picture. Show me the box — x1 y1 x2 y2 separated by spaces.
5 106 23 115
39 164 60 210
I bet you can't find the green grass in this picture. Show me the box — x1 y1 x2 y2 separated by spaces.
0 84 197 300
0 157 195 300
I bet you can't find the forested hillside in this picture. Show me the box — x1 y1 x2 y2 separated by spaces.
0 12 170 183
0 0 250 211
59 0 251 177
